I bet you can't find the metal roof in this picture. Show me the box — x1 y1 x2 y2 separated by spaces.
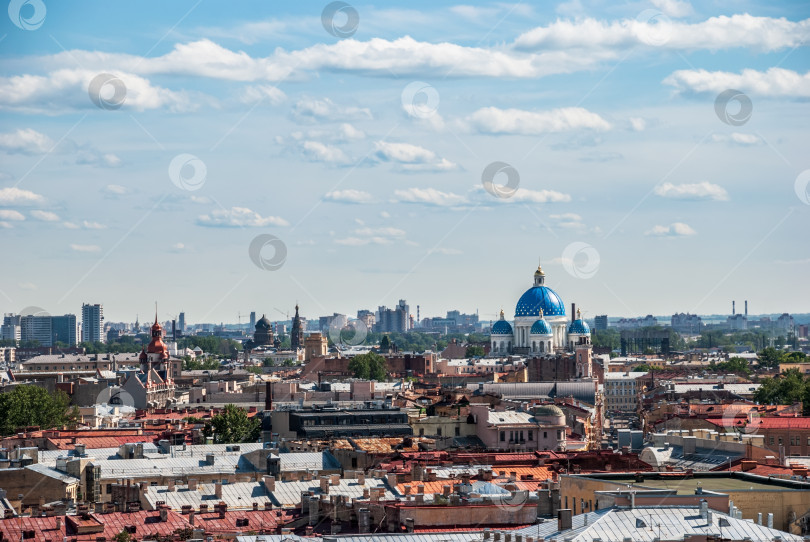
25 463 80 484
278 451 340 471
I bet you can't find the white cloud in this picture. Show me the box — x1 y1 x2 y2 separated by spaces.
0 210 25 221
0 221 12 228
292 97 372 122
429 247 463 255
664 68 810 98
654 182 729 201
651 0 693 18
239 84 287 105
629 117 646 131
711 133 762 146
170 242 186 252
550 213 582 221
0 128 53 154
492 187 572 204
513 14 809 52
461 107 611 135
30 210 60 221
197 207 289 227
299 140 351 165
374 141 457 172
354 226 406 238
324 189 374 204
105 184 128 195
645 222 697 236
18 282 37 290
82 220 107 229
550 213 585 228
0 69 193 114
63 222 79 229
70 244 102 252
393 187 467 207
0 187 44 205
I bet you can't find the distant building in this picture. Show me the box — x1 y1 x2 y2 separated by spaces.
799 324 808 339
319 313 347 332
249 311 256 329
727 313 748 331
252 314 274 347
52 314 78 346
1 314 21 343
81 303 105 343
616 315 658 329
178 311 185 333
304 332 328 361
604 371 647 412
376 300 409 333
594 315 608 331
357 309 375 330
775 313 795 334
290 305 304 350
671 312 702 334
21 315 54 347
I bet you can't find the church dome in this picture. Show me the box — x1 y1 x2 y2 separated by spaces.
256 315 271 329
533 404 564 418
492 319 513 335
568 319 590 334
530 318 552 335
515 286 565 318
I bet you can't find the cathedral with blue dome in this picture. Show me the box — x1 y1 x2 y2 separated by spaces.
490 264 591 356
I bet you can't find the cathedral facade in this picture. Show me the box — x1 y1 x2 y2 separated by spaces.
491 265 591 356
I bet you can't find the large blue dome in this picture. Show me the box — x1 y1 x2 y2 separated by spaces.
530 319 552 335
515 286 565 318
568 319 590 334
491 319 513 335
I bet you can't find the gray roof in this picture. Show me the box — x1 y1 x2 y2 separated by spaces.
145 477 397 509
278 451 340 472
527 506 804 542
84 454 253 480
25 463 81 484
470 382 597 405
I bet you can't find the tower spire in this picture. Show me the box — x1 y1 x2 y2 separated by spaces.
154 302 158 324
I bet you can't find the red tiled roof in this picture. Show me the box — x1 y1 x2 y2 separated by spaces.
0 515 64 542
77 511 189 541
192 510 292 533
753 417 810 429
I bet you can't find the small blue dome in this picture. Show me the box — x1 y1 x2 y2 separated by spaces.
568 319 590 334
530 319 552 335
515 286 565 318
491 319 513 335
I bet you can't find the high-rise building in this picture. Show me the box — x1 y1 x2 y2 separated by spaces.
375 300 409 333
21 315 53 347
81 303 105 343
594 315 608 331
290 305 304 350
178 311 185 333
1 314 21 343
671 312 701 334
52 314 78 346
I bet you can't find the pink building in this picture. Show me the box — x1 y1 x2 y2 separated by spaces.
470 403 567 452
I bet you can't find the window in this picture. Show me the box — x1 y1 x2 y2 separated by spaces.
500 431 505 442
769 437 775 445
543 431 547 439
455 427 460 437
437 428 442 437
419 428 425 436
528 431 533 441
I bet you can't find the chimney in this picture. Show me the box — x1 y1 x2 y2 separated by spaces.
357 471 365 485
159 508 168 522
214 482 222 498
188 479 197 491
442 485 451 497
168 480 176 492
320 476 330 494
331 473 341 486
733 301 736 315
700 499 708 520
55 518 62 530
189 510 195 526
757 513 762 525
403 485 411 495
558 509 573 531
387 473 397 488
571 303 576 323
740 460 757 472
263 475 275 492
767 513 773 529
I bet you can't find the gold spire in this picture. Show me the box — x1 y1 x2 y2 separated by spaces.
499 308 505 319
534 263 545 276
576 307 581 319
539 307 544 318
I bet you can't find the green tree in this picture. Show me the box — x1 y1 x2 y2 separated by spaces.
210 404 260 444
709 357 752 377
348 352 388 381
753 369 809 408
245 366 263 375
114 529 132 542
757 347 785 369
465 345 485 358
0 386 77 436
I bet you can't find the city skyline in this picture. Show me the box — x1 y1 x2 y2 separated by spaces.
1 1 808 322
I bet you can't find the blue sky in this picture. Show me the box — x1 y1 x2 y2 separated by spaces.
0 0 808 325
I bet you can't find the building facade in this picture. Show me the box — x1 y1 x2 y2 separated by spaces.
81 303 105 343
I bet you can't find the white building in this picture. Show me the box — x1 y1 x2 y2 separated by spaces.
603 371 647 412
81 303 105 343
490 264 591 356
